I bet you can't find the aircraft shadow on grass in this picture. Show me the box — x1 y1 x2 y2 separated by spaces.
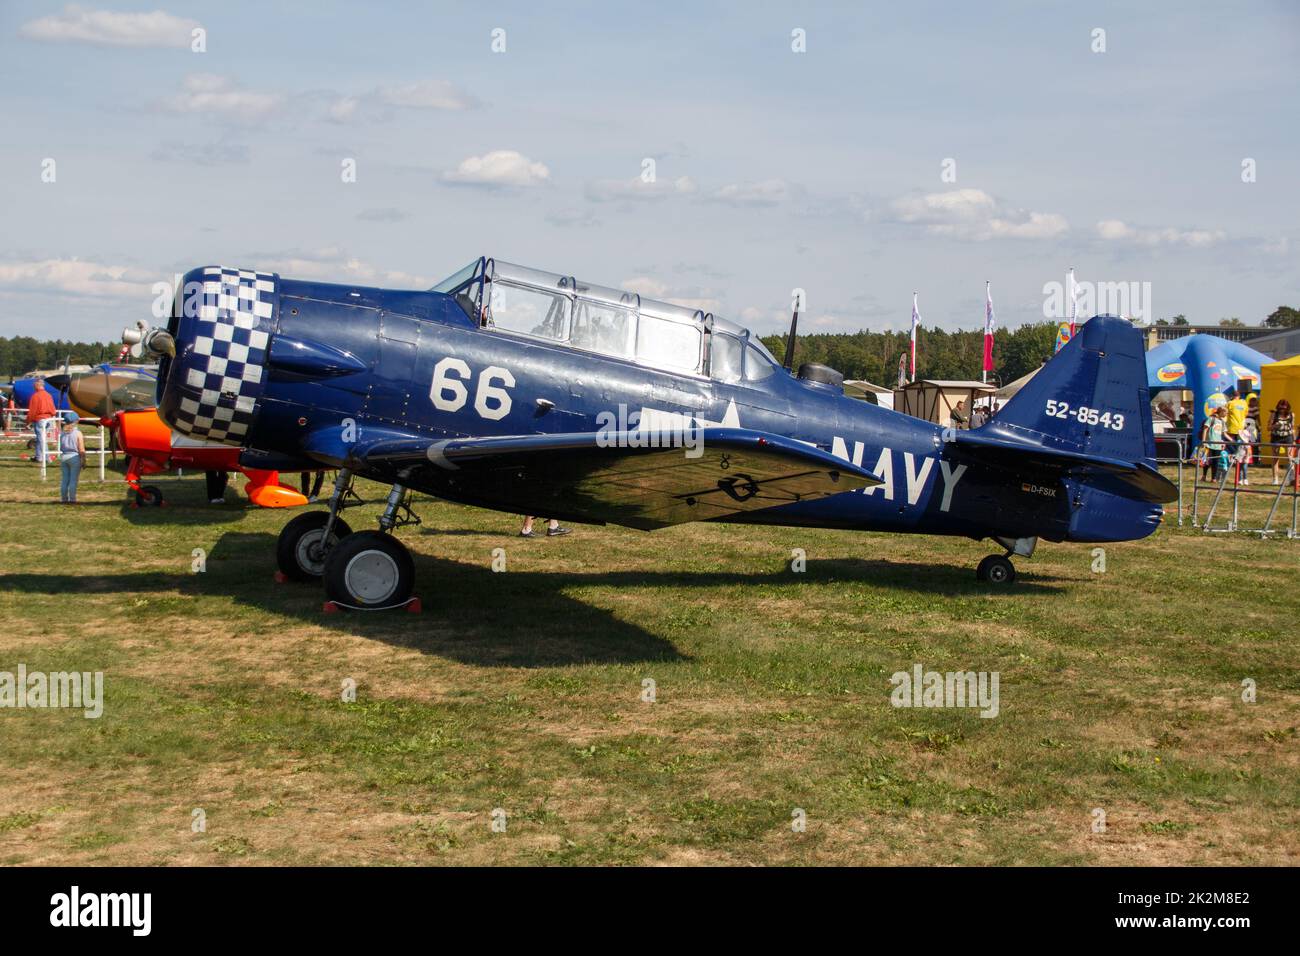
114 483 253 527
0 531 1064 668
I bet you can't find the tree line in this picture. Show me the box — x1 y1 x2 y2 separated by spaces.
760 322 1061 387
762 304 1300 388
0 336 119 380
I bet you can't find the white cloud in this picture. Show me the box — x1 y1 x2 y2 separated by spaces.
442 150 550 187
378 80 478 111
1096 219 1133 241
620 277 720 314
328 96 361 123
326 81 478 123
586 175 696 202
20 5 200 48
1095 219 1226 247
888 188 1068 241
546 208 600 228
247 248 431 288
0 258 155 299
891 188 997 225
621 277 670 298
710 179 791 206
151 140 249 165
160 74 283 121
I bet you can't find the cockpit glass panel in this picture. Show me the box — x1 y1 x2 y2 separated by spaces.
636 315 701 372
571 298 634 358
430 259 482 293
492 260 573 294
749 335 780 367
487 281 570 340
711 334 743 383
744 341 776 381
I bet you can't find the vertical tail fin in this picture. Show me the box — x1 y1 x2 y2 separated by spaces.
984 314 1157 466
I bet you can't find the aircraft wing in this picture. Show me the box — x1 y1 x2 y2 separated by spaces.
304 426 881 530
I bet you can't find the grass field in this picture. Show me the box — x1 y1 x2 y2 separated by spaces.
1 448 1297 866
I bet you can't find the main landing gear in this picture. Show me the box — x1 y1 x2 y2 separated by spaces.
975 554 1016 585
274 472 420 609
974 536 1036 585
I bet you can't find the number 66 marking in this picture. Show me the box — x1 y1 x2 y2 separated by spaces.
430 357 515 421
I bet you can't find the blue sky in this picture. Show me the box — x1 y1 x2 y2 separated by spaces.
1 1 1296 342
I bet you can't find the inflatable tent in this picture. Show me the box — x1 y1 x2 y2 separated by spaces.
1145 334 1270 442
1260 354 1300 437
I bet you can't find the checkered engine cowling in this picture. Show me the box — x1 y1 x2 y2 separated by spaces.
161 266 277 446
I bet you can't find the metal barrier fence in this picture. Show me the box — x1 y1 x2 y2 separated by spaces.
1154 434 1187 528
0 409 109 483
1183 438 1299 539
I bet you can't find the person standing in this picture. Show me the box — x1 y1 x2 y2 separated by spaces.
26 376 57 464
1269 399 1296 484
1224 389 1248 463
58 414 87 503
1238 415 1258 485
1200 406 1228 483
206 470 230 504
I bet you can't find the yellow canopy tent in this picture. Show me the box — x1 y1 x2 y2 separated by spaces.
1259 354 1300 455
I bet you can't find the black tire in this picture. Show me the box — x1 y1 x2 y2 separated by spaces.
136 485 164 507
323 531 415 609
276 511 353 582
976 555 1016 585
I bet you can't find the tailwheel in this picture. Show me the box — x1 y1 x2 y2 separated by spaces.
323 531 415 610
135 485 164 507
277 511 353 582
975 555 1016 585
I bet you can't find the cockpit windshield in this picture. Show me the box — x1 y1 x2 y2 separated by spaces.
430 259 483 294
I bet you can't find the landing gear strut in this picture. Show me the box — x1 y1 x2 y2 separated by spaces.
322 483 417 609
275 469 357 581
975 554 1016 585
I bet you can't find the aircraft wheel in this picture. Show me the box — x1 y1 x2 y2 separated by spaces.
135 485 164 507
323 531 415 609
976 555 1016 585
277 511 353 582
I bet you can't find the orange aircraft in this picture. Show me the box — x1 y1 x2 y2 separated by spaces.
114 408 322 507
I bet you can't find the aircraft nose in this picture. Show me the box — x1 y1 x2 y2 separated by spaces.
67 373 110 418
156 266 279 446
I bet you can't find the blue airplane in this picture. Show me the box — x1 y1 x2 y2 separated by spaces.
141 259 1175 609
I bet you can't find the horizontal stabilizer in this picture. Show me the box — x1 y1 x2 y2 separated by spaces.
952 430 1177 503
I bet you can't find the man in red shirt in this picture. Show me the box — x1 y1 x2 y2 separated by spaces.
26 376 58 464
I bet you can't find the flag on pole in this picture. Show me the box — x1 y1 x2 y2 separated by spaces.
897 352 907 389
982 280 995 377
910 292 920 383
